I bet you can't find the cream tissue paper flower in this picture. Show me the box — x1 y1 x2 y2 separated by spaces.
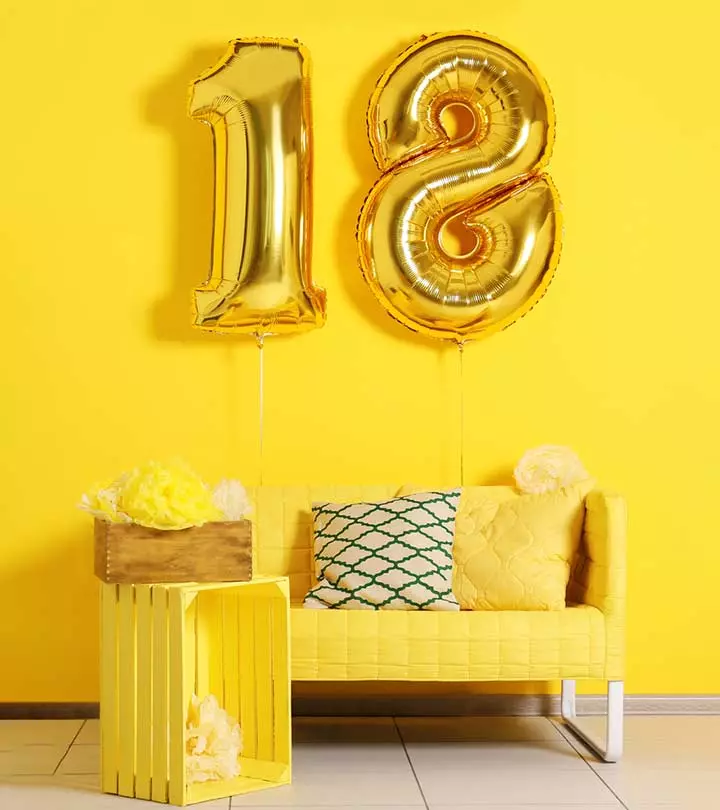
186 694 242 784
514 445 591 494
78 479 131 524
213 479 251 521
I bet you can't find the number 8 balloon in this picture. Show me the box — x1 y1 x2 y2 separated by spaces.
357 32 562 344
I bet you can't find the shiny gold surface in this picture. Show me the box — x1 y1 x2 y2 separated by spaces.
358 32 562 343
189 38 326 336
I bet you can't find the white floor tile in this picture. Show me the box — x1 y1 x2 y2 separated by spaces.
417 768 618 805
430 805 621 810
292 742 410 772
619 714 720 741
75 720 100 745
553 716 720 769
50 773 103 790
56 744 100 775
407 739 586 771
292 717 400 744
596 736 718 770
595 767 720 806
231 768 423 806
0 720 82 749
0 775 230 808
631 806 714 810
397 716 561 743
555 713 720 741
0 745 66 776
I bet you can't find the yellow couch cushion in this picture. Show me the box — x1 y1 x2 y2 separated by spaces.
400 485 589 610
290 602 606 680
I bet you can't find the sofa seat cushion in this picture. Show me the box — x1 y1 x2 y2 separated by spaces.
290 603 606 681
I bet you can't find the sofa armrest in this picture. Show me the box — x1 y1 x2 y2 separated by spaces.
568 490 627 679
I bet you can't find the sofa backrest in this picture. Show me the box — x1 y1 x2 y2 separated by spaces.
247 485 518 601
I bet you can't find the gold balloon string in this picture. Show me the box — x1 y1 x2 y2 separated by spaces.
458 341 465 486
255 332 266 486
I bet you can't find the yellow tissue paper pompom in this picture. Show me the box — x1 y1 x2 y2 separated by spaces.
119 460 223 530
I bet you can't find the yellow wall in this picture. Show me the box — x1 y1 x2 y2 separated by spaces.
1 1 719 701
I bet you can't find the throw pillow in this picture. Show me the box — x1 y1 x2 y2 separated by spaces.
455 486 588 610
303 490 460 610
399 484 591 610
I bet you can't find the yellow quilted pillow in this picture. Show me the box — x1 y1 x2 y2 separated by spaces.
399 485 589 610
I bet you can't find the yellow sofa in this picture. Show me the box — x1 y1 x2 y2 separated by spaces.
249 485 627 761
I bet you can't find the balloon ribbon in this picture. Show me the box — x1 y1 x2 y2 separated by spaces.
256 332 265 486
459 341 465 486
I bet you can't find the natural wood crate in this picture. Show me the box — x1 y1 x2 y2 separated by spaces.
100 578 291 806
94 519 252 583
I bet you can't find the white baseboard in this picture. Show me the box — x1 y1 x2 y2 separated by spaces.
567 694 720 716
2 695 719 719
292 693 720 716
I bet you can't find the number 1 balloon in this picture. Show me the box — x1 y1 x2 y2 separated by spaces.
189 38 326 336
357 32 562 343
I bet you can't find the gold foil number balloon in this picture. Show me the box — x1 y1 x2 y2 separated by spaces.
189 39 326 336
357 32 562 343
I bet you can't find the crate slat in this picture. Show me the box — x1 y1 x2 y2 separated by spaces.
272 592 291 766
195 593 211 698
151 586 169 803
223 591 240 727
255 598 274 762
100 583 119 794
202 591 224 701
118 586 137 796
136 585 153 799
184 595 197 704
168 588 186 807
238 595 257 761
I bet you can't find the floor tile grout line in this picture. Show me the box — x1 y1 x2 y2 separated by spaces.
546 714 584 749
550 718 631 810
52 719 86 776
393 716 430 810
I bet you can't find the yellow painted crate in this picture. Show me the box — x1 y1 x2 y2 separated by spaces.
100 577 291 806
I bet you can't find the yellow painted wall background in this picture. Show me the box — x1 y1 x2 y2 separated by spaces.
1 0 719 702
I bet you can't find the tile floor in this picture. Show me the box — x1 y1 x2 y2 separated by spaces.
1 715 719 809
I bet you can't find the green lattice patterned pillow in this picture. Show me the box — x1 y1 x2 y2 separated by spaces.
303 490 460 611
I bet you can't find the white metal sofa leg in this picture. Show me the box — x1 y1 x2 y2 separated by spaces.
560 680 624 762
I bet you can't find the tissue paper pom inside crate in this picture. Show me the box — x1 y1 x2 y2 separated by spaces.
94 519 252 584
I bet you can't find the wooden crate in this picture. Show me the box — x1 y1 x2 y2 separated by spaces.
100 578 291 806
94 520 252 583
